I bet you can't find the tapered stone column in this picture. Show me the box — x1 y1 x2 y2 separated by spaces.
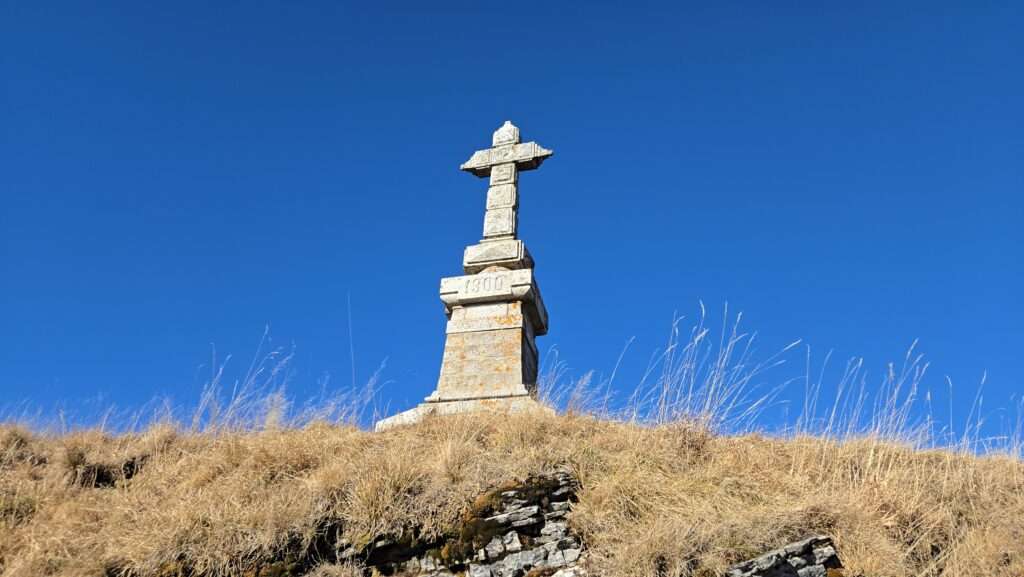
375 121 553 430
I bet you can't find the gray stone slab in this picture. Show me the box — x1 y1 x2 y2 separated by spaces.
483 207 516 238
486 184 517 210
463 239 533 274
461 143 553 175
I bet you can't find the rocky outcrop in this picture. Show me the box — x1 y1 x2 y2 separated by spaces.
357 473 844 577
145 471 583 577
726 535 843 577
359 470 582 577
150 469 846 577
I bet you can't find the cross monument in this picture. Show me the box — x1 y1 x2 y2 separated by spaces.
374 121 554 430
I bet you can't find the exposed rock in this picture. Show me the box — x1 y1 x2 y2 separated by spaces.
355 470 582 577
726 535 843 577
140 468 853 577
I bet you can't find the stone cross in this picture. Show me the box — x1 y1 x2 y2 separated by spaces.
374 121 555 430
460 121 553 241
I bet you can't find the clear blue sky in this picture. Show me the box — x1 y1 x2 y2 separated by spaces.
2 2 1021 434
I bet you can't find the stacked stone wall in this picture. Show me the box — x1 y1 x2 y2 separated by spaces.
344 472 843 577
226 470 844 577
355 471 582 577
725 536 843 577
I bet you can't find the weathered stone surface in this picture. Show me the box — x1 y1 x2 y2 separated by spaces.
439 269 547 333
460 136 553 175
486 184 517 210
726 535 843 577
443 303 530 335
492 120 519 146
375 121 555 431
429 318 536 401
462 471 581 577
489 162 518 185
463 239 533 274
483 207 516 238
441 271 517 305
373 395 550 430
333 471 583 577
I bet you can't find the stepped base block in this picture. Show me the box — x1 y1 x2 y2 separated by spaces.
374 393 553 431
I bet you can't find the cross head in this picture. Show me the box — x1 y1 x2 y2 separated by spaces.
460 121 553 240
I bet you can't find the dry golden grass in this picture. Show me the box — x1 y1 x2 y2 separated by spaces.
1 409 1022 577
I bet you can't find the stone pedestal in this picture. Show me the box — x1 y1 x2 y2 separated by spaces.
374 121 554 431
374 268 551 430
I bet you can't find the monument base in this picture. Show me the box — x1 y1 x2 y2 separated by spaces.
374 392 553 431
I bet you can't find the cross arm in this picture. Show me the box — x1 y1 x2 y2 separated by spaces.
460 142 554 177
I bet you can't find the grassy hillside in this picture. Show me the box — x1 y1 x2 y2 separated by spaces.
2 409 1022 577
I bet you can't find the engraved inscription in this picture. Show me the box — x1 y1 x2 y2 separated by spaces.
458 272 513 302
464 274 507 295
